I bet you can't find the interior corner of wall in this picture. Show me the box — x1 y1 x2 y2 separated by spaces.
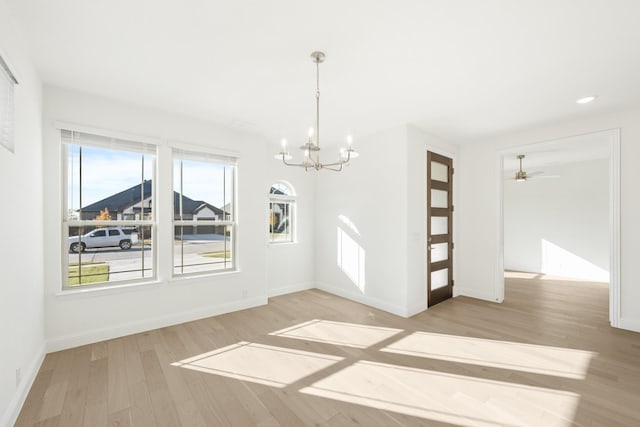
0 341 46 427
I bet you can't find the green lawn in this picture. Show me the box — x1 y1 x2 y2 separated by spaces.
68 262 109 286
200 250 232 258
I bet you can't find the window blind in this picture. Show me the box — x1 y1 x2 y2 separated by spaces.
61 129 157 154
173 147 238 165
0 55 17 152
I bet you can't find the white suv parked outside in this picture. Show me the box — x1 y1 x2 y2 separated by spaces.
68 227 139 253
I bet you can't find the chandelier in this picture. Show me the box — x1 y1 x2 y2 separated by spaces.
275 51 358 171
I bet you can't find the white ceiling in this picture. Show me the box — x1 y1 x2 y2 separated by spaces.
7 0 640 146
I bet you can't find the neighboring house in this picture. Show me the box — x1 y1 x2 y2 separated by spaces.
222 203 232 221
79 179 227 222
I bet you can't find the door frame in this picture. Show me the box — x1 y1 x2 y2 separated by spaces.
425 146 458 308
427 151 454 306
495 128 621 327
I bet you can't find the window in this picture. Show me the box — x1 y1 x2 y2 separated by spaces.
269 182 296 243
173 149 236 275
62 129 156 289
0 55 18 152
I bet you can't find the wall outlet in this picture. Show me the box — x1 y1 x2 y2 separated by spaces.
15 368 21 387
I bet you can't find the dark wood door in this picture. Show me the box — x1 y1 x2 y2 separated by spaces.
427 151 453 307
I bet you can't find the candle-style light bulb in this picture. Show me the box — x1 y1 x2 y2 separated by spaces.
281 138 287 151
308 127 314 145
346 135 359 158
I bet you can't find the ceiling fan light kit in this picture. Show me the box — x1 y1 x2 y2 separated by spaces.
275 51 358 172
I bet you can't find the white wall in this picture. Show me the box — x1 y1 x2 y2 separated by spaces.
266 143 316 297
0 1 45 425
504 159 609 281
457 109 640 332
315 126 410 316
313 125 459 317
42 86 273 350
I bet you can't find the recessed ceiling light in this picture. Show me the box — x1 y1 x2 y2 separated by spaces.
576 96 596 104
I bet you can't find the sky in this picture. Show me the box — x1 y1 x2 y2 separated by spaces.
68 145 232 212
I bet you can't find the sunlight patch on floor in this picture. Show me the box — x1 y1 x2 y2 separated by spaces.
269 319 402 349
381 332 595 379
300 360 579 427
504 270 609 284
172 341 343 387
504 271 541 279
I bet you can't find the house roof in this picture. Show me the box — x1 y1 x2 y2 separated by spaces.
82 180 225 216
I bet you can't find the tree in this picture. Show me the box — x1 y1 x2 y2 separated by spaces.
95 208 112 222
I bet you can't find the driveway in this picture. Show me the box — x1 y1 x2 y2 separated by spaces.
68 239 232 282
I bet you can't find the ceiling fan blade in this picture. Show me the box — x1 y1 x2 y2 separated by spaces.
531 174 561 179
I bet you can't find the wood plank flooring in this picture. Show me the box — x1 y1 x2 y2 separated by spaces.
15 274 640 426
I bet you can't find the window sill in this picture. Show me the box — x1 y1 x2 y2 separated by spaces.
168 269 240 285
56 279 161 298
56 270 242 297
269 241 298 246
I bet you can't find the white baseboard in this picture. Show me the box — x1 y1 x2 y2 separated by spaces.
455 286 501 303
268 282 314 298
46 296 268 353
619 317 640 333
406 302 427 317
316 282 410 318
1 342 46 427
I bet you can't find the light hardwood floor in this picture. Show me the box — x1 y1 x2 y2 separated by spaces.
15 274 640 426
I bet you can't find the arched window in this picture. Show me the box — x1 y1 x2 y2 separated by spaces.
269 182 296 243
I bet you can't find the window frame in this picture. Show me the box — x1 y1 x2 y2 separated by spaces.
172 149 237 277
60 129 157 291
268 181 297 244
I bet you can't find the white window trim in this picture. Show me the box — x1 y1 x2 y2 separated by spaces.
60 129 158 291
172 149 237 277
268 183 297 245
56 122 244 291
55 121 160 146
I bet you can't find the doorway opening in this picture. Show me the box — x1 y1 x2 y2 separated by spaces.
496 129 620 327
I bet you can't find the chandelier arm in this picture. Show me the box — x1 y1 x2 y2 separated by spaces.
322 149 352 168
281 156 311 168
321 159 348 167
322 164 344 172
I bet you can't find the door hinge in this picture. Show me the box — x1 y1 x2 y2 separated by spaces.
451 167 454 175
451 279 455 287
451 205 454 212
451 242 455 250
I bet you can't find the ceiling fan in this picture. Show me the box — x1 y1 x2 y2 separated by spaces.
507 154 558 182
